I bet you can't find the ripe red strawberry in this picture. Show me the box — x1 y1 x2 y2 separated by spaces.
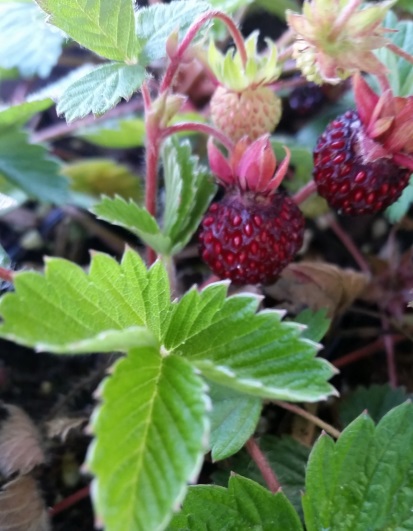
313 110 411 215
199 136 305 284
313 74 413 216
199 190 304 284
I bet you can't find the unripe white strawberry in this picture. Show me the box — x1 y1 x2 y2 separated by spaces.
210 85 281 142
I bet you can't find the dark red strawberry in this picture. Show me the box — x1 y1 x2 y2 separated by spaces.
199 190 304 284
313 110 410 215
313 74 413 216
199 135 305 285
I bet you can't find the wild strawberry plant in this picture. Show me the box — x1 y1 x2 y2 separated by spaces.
0 0 412 529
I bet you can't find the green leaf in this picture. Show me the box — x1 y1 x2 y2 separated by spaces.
88 346 209 531
339 384 410 427
0 175 28 214
63 158 142 202
169 475 303 530
385 174 413 222
0 2 63 78
293 308 331 342
255 0 300 19
213 435 309 517
57 63 146 122
0 243 10 268
162 137 217 254
208 382 262 461
35 0 139 62
0 128 69 204
375 11 413 96
0 249 166 352
0 99 53 130
171 292 337 402
77 117 146 149
303 402 413 530
136 0 211 63
92 196 171 255
397 0 413 14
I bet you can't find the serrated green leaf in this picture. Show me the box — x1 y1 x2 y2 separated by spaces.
136 0 211 63
0 175 28 214
0 99 53 130
208 381 262 461
303 402 413 530
92 196 171 255
172 293 336 402
0 249 166 352
293 308 331 342
375 11 413 96
35 0 139 62
77 117 146 149
385 174 413 222
63 158 142 202
0 128 69 204
213 436 309 517
89 346 208 531
169 474 303 530
162 137 216 253
57 63 146 122
0 2 63 78
339 384 410 426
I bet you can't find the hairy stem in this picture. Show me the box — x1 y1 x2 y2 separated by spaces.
49 485 90 517
0 267 14 283
327 214 370 273
292 180 317 205
142 82 160 266
274 400 341 439
161 122 234 151
387 42 413 65
160 11 247 93
245 438 281 493
381 316 398 388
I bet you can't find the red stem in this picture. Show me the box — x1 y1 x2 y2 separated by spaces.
142 82 160 265
161 122 234 152
333 334 403 368
49 485 90 517
292 180 317 205
160 11 247 93
245 438 281 493
387 42 413 65
327 214 370 274
0 267 14 283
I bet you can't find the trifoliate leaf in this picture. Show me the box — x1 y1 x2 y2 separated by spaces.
0 2 63 78
162 137 217 254
135 0 211 63
77 117 146 149
0 249 167 352
57 63 146 122
293 308 331 342
171 292 337 402
169 475 303 530
0 99 53 130
339 384 410 427
213 436 309 517
303 402 413 530
0 128 69 204
375 11 413 96
88 346 209 531
35 0 139 62
385 174 413 222
208 382 262 461
92 196 171 255
63 159 142 203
